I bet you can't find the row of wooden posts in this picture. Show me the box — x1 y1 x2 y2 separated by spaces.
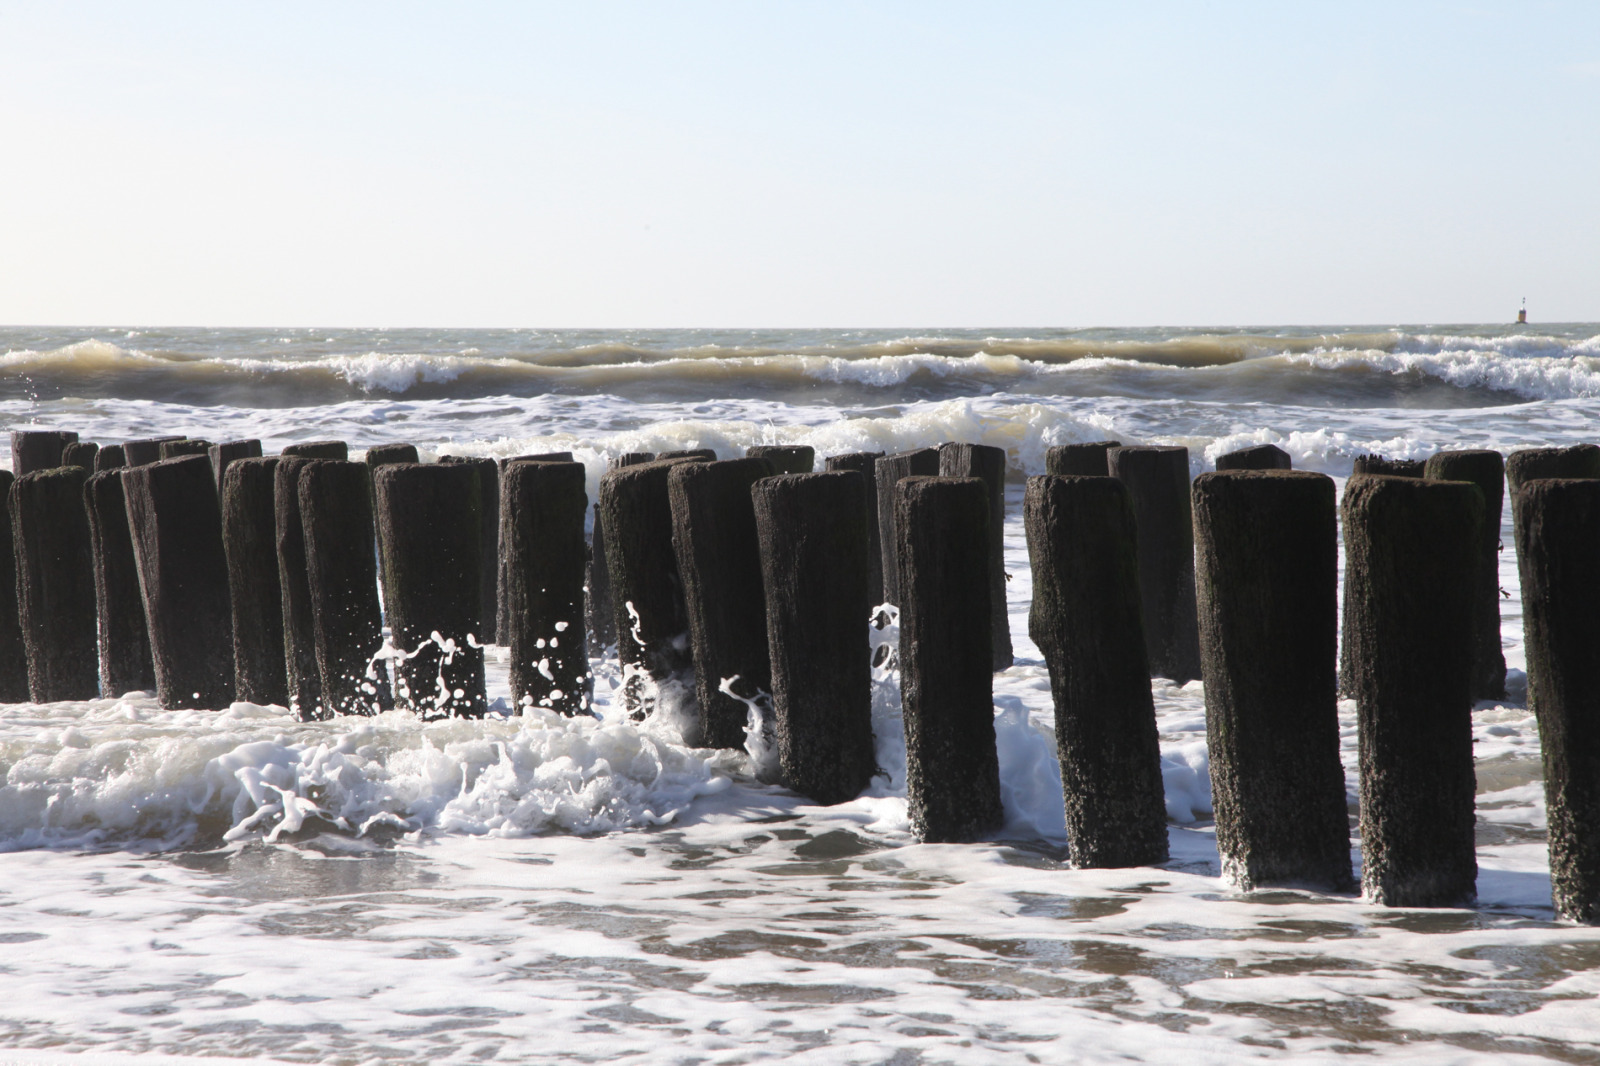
5 430 1598 923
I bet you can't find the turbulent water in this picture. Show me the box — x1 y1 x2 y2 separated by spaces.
2 324 1599 1064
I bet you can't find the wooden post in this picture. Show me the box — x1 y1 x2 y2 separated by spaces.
281 441 348 460
658 448 716 461
93 445 126 473
274 456 322 718
221 458 288 707
747 445 814 474
1045 440 1120 476
1215 443 1291 470
1108 445 1202 683
494 452 573 638
1424 449 1507 702
587 452 655 651
668 457 774 747
364 443 419 468
503 451 574 466
62 442 99 472
1192 470 1352 891
209 439 263 495
85 470 156 698
895 475 1004 842
1352 454 1424 477
503 460 590 716
123 437 184 467
1342 474 1481 907
1514 477 1600 924
10 429 78 476
121 456 235 710
824 451 886 608
159 439 212 461
938 442 1013 672
1505 444 1600 491
1024 474 1169 867
0 472 30 700
299 461 388 716
9 466 98 701
752 471 876 805
599 458 703 717
374 463 487 718
435 456 499 644
874 448 940 606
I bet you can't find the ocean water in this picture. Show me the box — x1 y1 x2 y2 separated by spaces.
1 324 1598 1064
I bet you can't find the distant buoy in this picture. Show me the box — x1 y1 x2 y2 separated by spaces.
1517 297 1528 325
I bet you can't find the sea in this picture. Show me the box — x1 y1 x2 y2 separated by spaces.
1 324 1598 1065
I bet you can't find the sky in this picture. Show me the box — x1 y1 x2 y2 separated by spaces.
1 2 1596 329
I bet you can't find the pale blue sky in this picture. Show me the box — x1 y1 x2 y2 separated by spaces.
1 2 1595 328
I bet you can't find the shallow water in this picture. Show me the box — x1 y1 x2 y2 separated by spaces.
1 324 1597 1063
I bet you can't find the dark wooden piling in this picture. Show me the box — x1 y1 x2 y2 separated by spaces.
159 439 213 461
0 472 31 700
435 456 499 645
1045 440 1120 476
1342 474 1481 907
221 458 288 707
281 441 348 460
121 456 235 710
62 442 99 472
1025 474 1169 867
1424 449 1507 702
1514 478 1600 924
209 439 263 495
1505 444 1600 492
658 448 716 461
299 461 388 716
1352 454 1424 477
599 458 703 718
895 475 1004 842
504 451 574 466
374 463 487 718
503 460 590 716
10 429 78 476
9 466 98 701
668 457 774 747
93 445 126 473
875 448 941 606
1192 470 1352 891
824 451 886 608
274 456 322 718
938 443 1013 672
493 453 574 638
364 443 419 469
587 452 655 650
85 471 156 697
123 437 184 467
753 472 876 805
747 445 814 474
1215 443 1291 471
1108 445 1202 683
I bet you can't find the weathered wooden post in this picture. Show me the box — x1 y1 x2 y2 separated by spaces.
1192 470 1352 891
10 429 78 476
9 466 98 701
1352 454 1424 477
1025 474 1169 867
209 439 263 495
494 452 575 639
123 437 184 467
62 441 99 472
121 456 235 709
374 462 487 718
1215 443 1291 470
599 457 703 717
1514 477 1600 924
938 442 1013 672
1424 449 1507 702
221 458 288 707
1505 444 1600 491
1343 474 1481 906
281 441 348 460
435 455 499 645
1108 445 1202 683
0 472 30 700
159 439 212 461
503 460 590 716
274 456 322 717
747 445 813 474
299 461 388 716
364 443 419 468
1045 440 1120 476
753 471 876 805
85 470 156 697
874 448 940 606
587 452 654 651
93 445 126 472
669 457 774 747
895 475 1004 842
824 451 886 607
